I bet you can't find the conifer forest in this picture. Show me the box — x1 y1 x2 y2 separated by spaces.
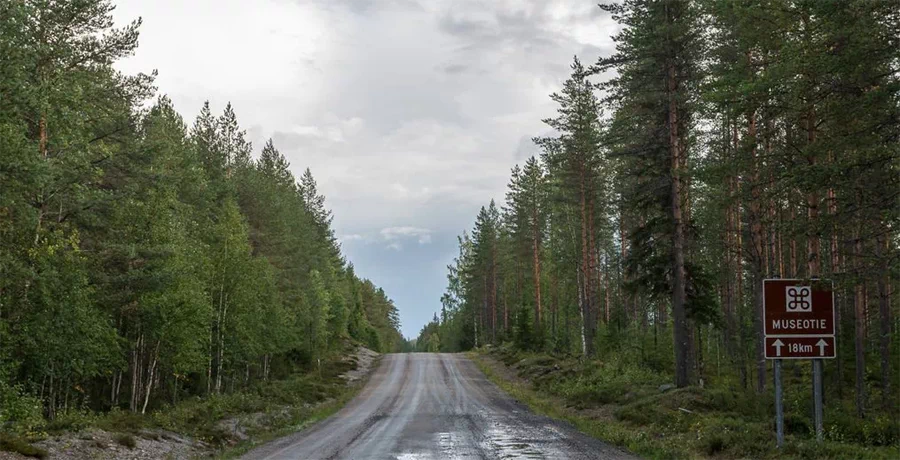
0 0 402 426
1 0 899 457
417 0 898 424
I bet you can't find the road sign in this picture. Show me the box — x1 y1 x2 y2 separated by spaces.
764 279 834 447
765 336 836 359
763 279 835 338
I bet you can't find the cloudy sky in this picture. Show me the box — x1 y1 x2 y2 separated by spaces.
112 0 619 338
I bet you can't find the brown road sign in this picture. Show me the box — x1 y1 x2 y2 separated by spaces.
766 336 836 359
763 279 835 337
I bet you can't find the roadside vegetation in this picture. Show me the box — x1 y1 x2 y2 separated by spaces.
474 343 898 460
0 342 376 458
0 1 404 454
416 0 899 457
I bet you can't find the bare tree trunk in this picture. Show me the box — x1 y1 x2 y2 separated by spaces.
876 235 891 411
130 332 143 412
141 341 160 414
747 109 766 393
854 228 866 418
790 205 798 278
533 215 542 330
216 301 226 394
110 371 120 407
724 166 737 362
668 51 689 387
578 269 587 357
503 288 509 335
47 361 55 420
619 210 631 324
580 168 593 356
491 248 497 342
806 107 820 278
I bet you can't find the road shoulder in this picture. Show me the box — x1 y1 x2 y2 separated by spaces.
221 346 382 459
469 350 653 458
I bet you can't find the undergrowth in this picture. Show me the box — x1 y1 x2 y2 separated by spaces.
474 343 900 460
1 343 371 457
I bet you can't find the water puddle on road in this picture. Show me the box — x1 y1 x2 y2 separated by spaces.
482 421 555 459
395 431 470 460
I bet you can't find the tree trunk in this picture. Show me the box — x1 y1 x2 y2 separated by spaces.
580 167 593 356
724 162 736 362
790 203 798 278
747 109 766 393
141 341 161 414
532 213 542 330
876 235 891 411
806 106 820 278
668 51 689 387
854 228 866 418
491 248 497 342
578 269 587 357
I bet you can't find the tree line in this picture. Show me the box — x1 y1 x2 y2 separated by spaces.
417 0 899 419
0 0 402 424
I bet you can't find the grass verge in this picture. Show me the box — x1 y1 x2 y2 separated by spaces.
216 355 378 459
470 346 899 460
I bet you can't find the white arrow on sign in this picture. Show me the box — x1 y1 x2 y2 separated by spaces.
773 339 784 357
816 339 828 356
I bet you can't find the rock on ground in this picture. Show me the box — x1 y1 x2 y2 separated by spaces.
340 345 380 384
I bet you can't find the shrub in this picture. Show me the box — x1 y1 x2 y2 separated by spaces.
113 433 137 449
0 434 48 459
0 380 44 435
45 409 96 433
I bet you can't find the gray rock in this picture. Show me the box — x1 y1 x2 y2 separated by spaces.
658 383 676 393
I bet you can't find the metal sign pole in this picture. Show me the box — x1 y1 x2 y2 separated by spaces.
813 358 824 442
775 358 784 448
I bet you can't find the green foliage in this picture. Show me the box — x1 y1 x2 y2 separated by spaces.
0 373 43 435
0 0 401 431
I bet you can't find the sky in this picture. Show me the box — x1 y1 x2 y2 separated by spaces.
112 0 620 339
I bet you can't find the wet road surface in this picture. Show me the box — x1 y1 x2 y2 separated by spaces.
242 353 637 460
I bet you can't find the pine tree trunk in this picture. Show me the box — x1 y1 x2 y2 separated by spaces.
578 268 587 357
854 228 866 418
492 249 497 342
747 109 766 393
790 203 798 278
668 52 689 387
619 210 631 324
533 213 542 330
876 235 891 410
580 168 593 356
724 183 736 362
806 106 820 278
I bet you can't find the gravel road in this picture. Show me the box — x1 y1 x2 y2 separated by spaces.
241 353 637 460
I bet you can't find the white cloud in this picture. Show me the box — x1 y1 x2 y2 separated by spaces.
380 226 432 241
111 0 619 337
339 233 367 242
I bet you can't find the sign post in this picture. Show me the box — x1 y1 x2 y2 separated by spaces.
763 279 835 446
774 358 784 447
